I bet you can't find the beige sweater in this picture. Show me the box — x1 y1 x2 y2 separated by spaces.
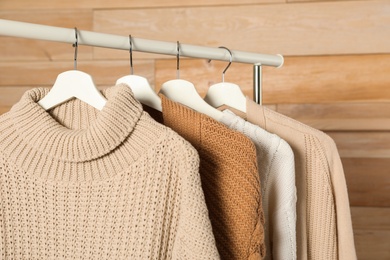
246 98 356 260
160 95 265 260
0 84 220 259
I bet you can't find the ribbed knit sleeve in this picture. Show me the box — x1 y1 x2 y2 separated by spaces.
172 140 220 259
246 98 356 260
319 134 357 260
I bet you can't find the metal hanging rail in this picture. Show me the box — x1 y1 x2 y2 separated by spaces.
0 19 283 105
0 19 283 67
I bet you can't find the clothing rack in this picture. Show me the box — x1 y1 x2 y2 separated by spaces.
0 19 284 104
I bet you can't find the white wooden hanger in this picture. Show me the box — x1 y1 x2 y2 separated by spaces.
38 28 107 111
204 46 246 113
159 41 223 121
116 35 162 111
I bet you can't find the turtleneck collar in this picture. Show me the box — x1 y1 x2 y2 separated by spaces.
11 84 143 162
0 84 151 182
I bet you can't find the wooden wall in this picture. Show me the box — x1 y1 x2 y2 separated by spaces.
1 1 389 259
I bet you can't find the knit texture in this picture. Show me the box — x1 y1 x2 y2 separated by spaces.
246 98 357 260
160 94 265 260
220 110 297 260
0 84 220 259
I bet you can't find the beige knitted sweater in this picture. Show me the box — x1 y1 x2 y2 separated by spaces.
0 85 220 259
246 98 356 260
160 95 265 260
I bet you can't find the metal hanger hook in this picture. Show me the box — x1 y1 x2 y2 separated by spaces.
218 46 232 82
207 46 233 82
129 35 134 75
72 27 78 70
176 41 180 79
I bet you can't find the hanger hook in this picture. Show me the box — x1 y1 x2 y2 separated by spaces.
207 46 233 82
72 27 78 70
129 35 134 75
218 46 232 82
176 41 180 79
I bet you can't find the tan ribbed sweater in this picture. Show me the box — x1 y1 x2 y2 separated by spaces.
0 85 220 259
160 94 265 260
246 98 356 260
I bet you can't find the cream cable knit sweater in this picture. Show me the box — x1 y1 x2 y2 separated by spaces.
0 84 220 259
220 110 297 260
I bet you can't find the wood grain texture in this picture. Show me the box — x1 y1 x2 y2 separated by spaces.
94 1 390 59
0 107 10 115
0 60 155 87
351 207 390 230
327 132 390 158
354 230 390 260
268 54 390 103
343 158 390 207
288 0 357 2
155 54 390 104
351 207 390 260
0 87 33 107
0 11 94 61
0 0 282 10
277 103 390 131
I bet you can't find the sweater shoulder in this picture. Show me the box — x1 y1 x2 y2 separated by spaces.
144 112 200 169
0 110 16 150
201 114 257 154
263 106 338 160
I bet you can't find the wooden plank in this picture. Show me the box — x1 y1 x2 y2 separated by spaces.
342 158 390 207
327 132 390 158
351 207 390 260
0 11 93 61
291 117 390 131
94 1 390 59
354 230 390 260
277 103 390 131
0 0 281 10
288 0 374 2
0 60 155 87
288 0 355 2
351 207 390 230
267 54 390 104
0 106 11 115
0 87 32 107
155 54 390 104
